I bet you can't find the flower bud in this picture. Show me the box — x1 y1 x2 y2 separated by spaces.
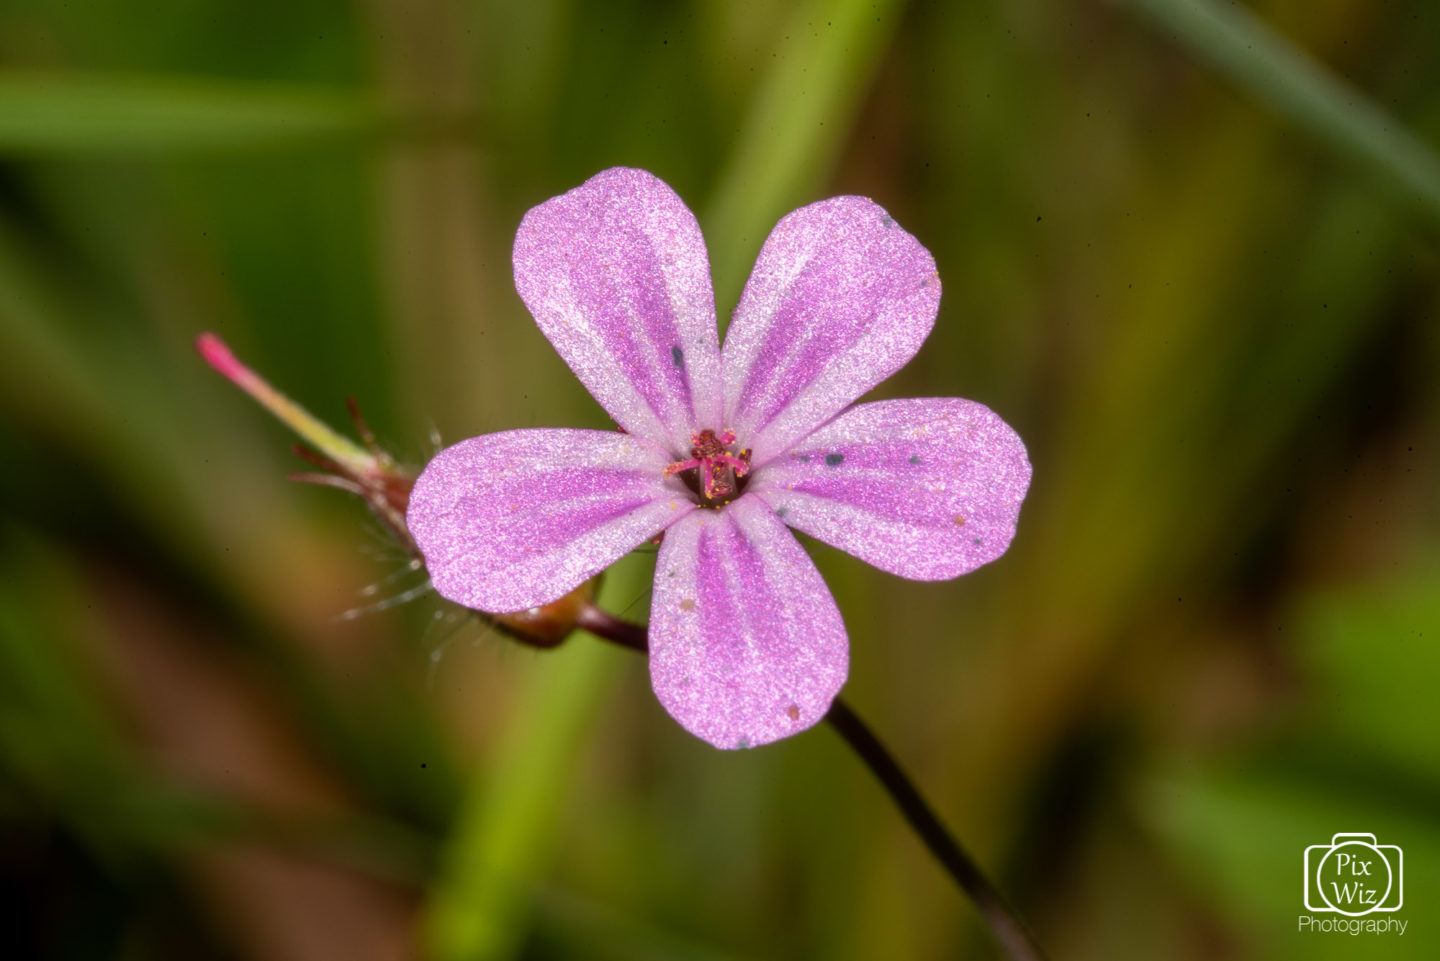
198 331 588 650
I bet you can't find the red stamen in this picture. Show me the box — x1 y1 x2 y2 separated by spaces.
663 428 750 505
663 457 702 478
712 452 749 476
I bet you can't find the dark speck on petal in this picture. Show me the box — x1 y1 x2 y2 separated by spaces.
825 453 844 467
671 345 684 369
909 454 921 464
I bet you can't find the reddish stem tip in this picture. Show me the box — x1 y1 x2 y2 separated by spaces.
195 331 249 384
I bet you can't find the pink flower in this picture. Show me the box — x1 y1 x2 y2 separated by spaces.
408 168 1031 749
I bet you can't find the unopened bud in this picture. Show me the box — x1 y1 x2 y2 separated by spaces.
198 331 589 651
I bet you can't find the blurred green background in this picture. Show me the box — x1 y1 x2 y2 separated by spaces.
1 0 1436 958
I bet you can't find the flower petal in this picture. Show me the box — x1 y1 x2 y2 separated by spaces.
408 429 694 612
648 494 848 749
514 168 722 453
749 398 1030 580
721 197 940 465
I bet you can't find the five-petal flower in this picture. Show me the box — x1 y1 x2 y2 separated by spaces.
407 168 1031 749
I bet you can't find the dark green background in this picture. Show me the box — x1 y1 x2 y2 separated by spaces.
1 1 1436 958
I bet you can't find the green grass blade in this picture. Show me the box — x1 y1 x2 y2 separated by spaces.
422 557 648 960
0 75 381 153
422 643 623 960
1122 0 1440 225
704 0 909 304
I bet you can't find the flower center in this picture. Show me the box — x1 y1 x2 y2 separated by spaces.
663 428 752 508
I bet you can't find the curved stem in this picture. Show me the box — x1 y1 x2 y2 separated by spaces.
825 699 1049 961
575 602 1049 961
574 603 648 652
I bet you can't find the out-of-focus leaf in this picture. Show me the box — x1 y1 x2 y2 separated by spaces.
704 0 909 303
1122 0 1440 227
422 554 646 961
0 75 384 153
1146 768 1438 959
0 524 231 859
1299 557 1440 781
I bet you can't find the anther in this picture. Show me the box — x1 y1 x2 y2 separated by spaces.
663 428 750 507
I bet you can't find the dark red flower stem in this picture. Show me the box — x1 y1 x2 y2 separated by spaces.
824 699 1050 961
574 603 649 652
575 601 1050 961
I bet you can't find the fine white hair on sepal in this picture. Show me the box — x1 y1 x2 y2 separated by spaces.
609 580 654 625
357 557 424 598
423 606 475 690
333 578 433 623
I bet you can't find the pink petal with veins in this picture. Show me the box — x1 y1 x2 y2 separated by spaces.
750 398 1030 580
408 429 694 612
514 168 722 454
648 495 848 749
722 197 941 466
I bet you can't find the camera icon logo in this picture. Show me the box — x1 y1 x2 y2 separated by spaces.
1303 833 1403 916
